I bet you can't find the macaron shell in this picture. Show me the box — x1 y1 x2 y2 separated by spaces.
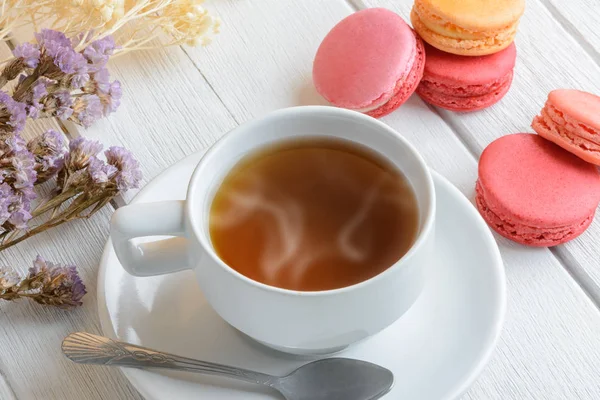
476 182 595 246
417 43 515 111
548 89 600 130
313 8 419 110
421 43 516 86
367 34 425 118
410 8 516 56
416 0 525 31
478 134 600 229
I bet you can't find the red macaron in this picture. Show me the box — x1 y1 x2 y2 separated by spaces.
417 43 516 112
476 133 600 247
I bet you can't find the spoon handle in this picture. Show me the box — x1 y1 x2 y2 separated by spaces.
62 332 277 386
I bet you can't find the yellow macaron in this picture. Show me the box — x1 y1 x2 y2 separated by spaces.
411 0 525 56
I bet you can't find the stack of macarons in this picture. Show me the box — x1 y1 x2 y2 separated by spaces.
313 1 525 117
412 0 524 112
476 89 600 247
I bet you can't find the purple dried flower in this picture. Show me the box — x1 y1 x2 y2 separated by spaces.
54 50 88 77
12 43 41 68
27 130 66 183
83 36 116 72
105 146 142 190
0 268 20 290
93 68 111 93
88 156 117 184
34 29 72 58
35 29 89 86
72 95 103 127
26 77 53 118
7 203 32 230
0 91 27 133
10 150 37 190
25 256 87 308
64 137 103 171
0 183 13 224
51 90 74 120
1 133 26 155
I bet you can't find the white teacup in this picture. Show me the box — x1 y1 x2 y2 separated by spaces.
111 106 435 355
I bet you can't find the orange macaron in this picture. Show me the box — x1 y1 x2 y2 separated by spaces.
411 0 525 56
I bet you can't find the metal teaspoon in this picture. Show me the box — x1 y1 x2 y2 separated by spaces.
62 332 394 400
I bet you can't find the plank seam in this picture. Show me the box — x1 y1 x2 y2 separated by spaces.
179 46 240 125
536 0 600 66
343 0 361 11
550 247 600 313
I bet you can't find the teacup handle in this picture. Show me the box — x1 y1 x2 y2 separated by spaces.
110 201 191 277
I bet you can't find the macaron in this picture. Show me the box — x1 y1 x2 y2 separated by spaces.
411 0 525 56
532 89 600 166
476 134 600 247
313 8 425 118
417 43 516 112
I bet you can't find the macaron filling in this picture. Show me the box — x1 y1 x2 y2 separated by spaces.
475 181 593 245
533 103 600 153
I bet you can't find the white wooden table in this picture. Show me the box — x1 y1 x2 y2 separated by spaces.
2 0 600 399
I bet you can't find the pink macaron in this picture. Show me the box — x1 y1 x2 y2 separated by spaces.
476 134 600 247
417 43 516 112
313 8 425 118
532 89 600 166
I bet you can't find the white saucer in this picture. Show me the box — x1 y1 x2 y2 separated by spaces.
97 151 505 400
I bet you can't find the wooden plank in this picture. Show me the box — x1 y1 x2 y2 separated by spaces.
537 0 600 63
355 0 600 397
0 41 143 399
183 0 600 398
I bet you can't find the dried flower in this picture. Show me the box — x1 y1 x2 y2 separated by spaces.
0 256 86 308
83 36 117 72
43 90 75 120
13 43 41 69
27 130 66 183
0 183 14 225
88 156 117 184
2 29 121 129
1 135 141 250
0 91 27 134
104 146 142 190
71 95 103 127
0 134 37 231
28 0 219 55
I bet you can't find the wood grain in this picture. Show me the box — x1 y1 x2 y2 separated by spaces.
537 0 600 64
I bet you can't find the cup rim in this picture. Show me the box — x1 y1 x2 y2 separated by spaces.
187 106 435 297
